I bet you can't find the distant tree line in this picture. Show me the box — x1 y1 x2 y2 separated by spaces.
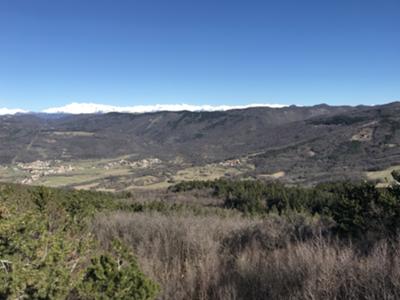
170 171 400 240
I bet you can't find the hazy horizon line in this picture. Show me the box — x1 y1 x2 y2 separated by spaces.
1 100 399 115
1 102 287 115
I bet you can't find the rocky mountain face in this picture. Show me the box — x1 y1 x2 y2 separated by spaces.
1 102 400 184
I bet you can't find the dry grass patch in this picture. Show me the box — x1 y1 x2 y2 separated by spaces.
91 211 400 300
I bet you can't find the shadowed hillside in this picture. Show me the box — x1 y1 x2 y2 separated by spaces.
1 102 400 186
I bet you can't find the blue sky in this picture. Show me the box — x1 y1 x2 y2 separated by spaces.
0 0 399 111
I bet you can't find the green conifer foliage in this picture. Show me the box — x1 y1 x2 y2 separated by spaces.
0 184 158 300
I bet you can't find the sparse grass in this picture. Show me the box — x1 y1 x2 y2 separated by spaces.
173 164 243 181
0 167 26 181
126 181 172 190
366 165 400 186
36 168 132 187
50 131 95 137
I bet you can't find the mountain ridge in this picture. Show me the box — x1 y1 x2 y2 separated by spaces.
1 102 400 187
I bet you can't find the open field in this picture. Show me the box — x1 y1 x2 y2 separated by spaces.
366 165 400 186
50 131 95 137
2 152 400 191
0 156 254 191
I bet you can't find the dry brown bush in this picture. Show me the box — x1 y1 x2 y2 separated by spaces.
91 211 400 300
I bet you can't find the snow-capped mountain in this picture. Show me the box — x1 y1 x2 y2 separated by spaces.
42 102 287 114
0 108 27 115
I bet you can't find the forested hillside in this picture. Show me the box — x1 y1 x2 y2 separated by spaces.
1 102 400 186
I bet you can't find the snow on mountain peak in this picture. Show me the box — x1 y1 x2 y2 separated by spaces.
0 108 28 115
42 102 287 114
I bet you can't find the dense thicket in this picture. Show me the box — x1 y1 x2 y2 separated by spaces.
2 172 400 299
95 197 400 299
171 176 400 240
0 184 158 299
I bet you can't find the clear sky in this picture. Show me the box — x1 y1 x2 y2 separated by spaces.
0 0 399 111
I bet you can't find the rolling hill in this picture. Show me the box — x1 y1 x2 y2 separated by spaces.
1 102 400 189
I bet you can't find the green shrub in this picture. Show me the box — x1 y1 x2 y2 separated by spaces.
170 179 400 240
78 253 158 300
392 170 400 183
0 183 158 300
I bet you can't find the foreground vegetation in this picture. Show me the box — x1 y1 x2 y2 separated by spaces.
1 170 400 299
0 185 157 299
171 173 400 241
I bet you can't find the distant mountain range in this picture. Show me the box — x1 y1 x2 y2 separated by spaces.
0 102 286 115
1 102 400 186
